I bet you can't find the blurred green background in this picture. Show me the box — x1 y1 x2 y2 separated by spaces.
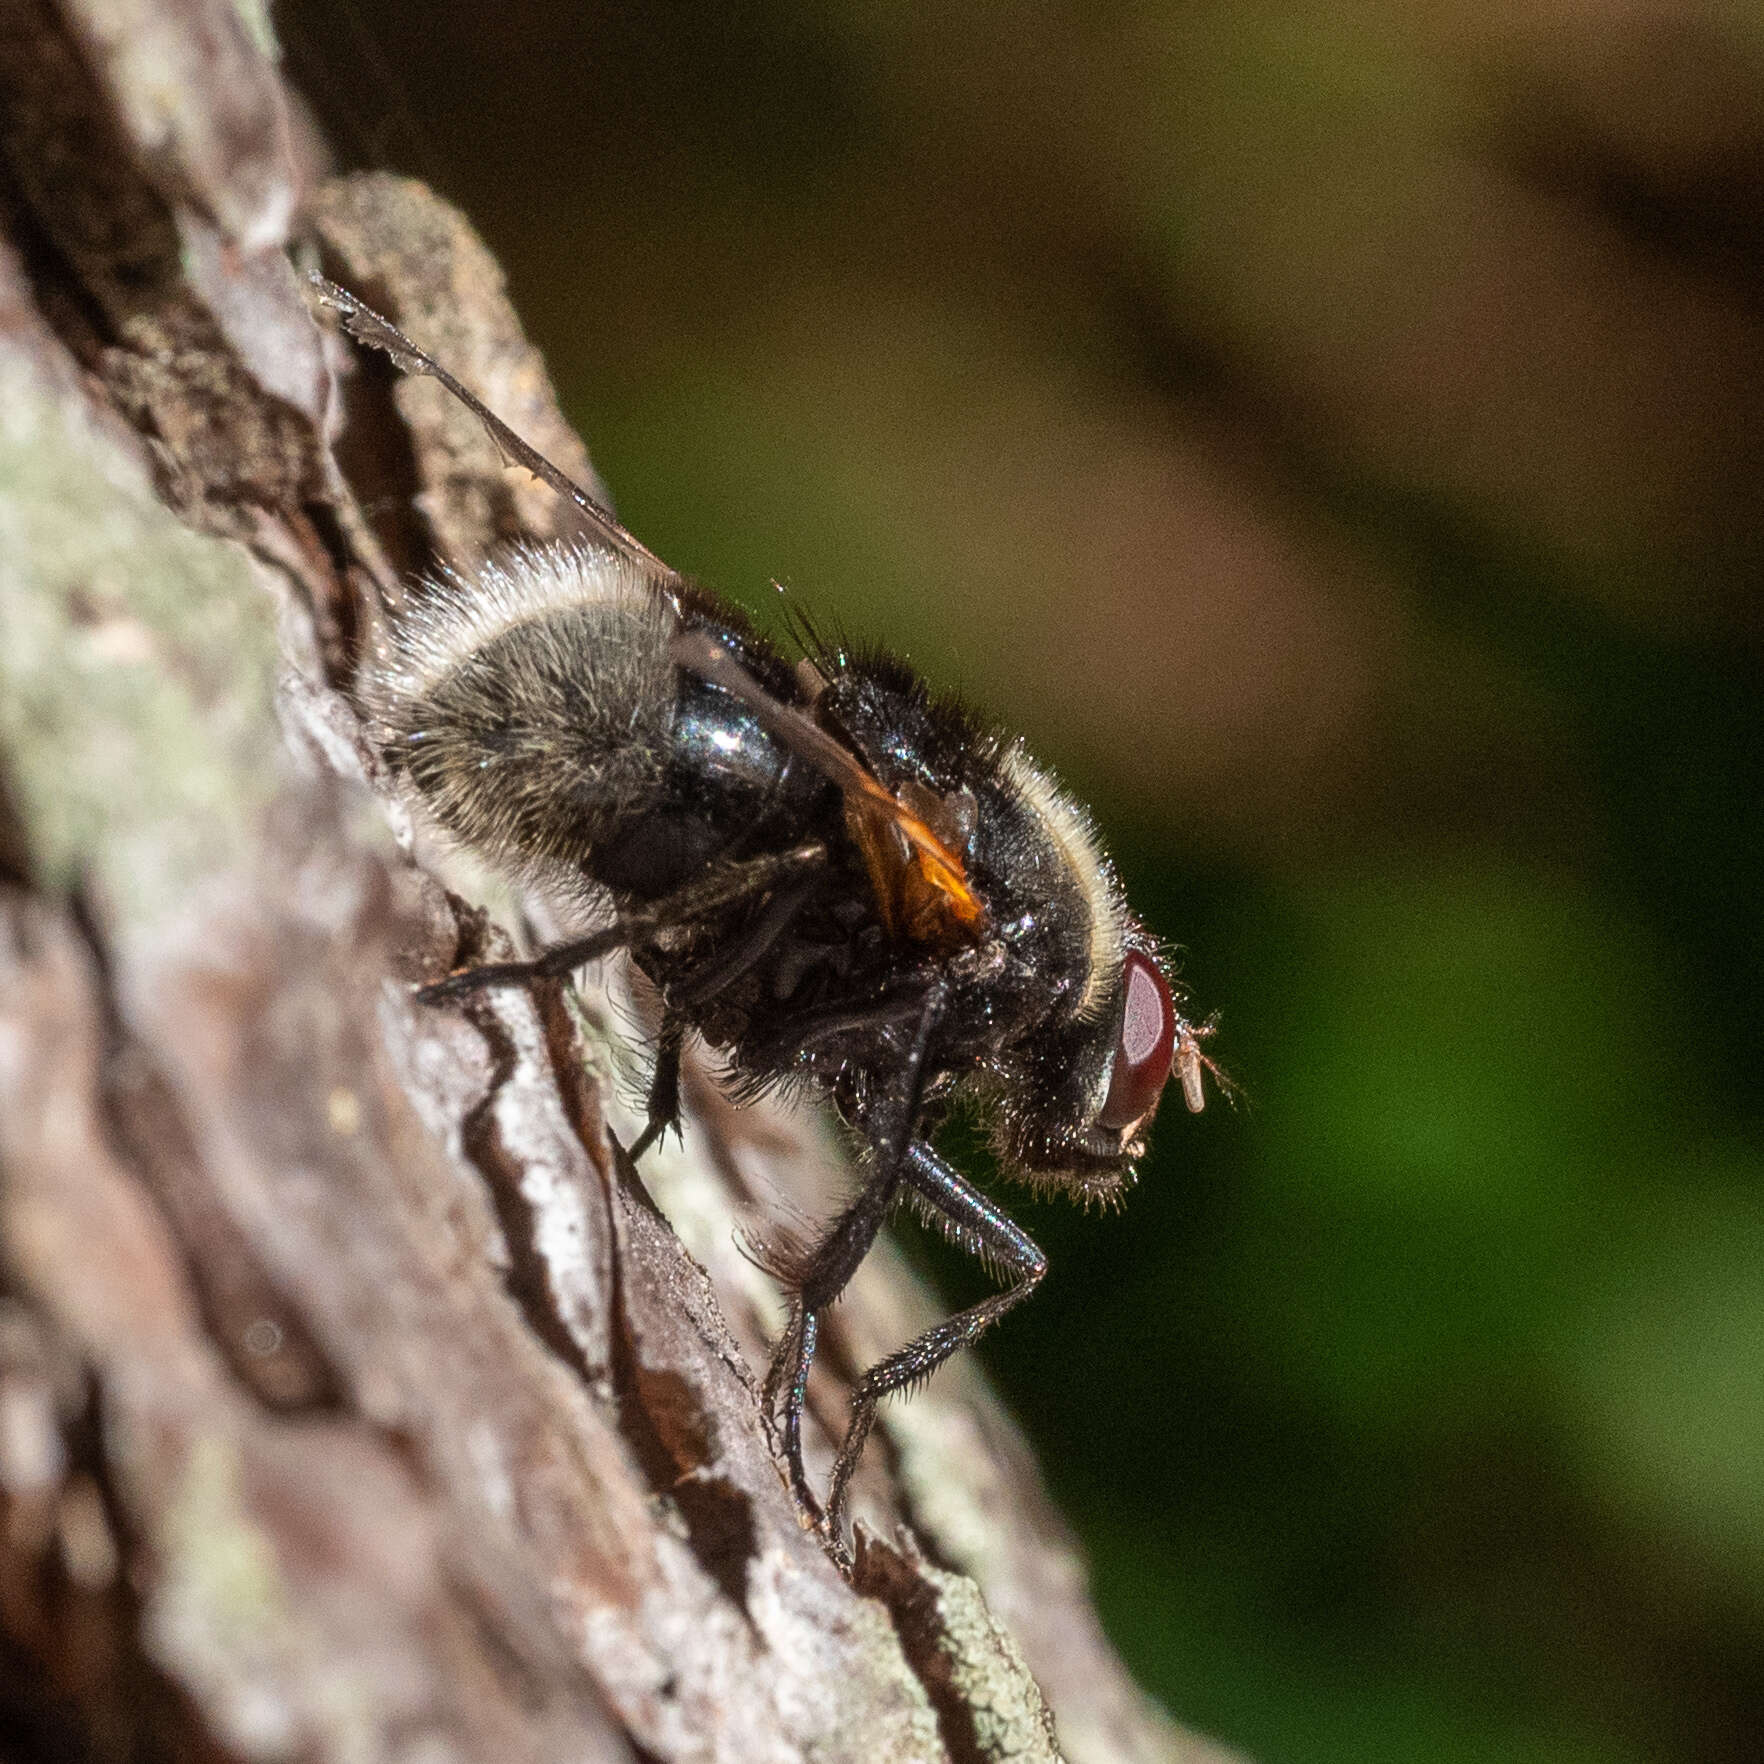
281 4 1764 1759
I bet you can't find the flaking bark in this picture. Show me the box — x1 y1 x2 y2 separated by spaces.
0 4 1242 1761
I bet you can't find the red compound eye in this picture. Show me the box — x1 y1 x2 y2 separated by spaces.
1097 949 1176 1131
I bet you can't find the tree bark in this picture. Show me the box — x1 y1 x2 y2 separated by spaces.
0 4 1240 1761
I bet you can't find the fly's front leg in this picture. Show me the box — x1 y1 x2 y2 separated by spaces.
761 1194 883 1519
416 842 825 1005
761 983 946 1532
822 1141 1047 1561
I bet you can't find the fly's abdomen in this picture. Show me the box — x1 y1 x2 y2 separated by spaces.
373 542 812 900
374 544 680 887
586 667 824 897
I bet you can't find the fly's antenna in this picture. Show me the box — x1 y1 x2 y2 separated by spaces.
1174 1013 1241 1114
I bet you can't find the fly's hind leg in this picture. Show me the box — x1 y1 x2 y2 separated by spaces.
821 1141 1046 1564
627 1018 684 1162
415 842 826 1005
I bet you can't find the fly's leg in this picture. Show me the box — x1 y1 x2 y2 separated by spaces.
627 1017 684 1162
670 876 817 1011
416 843 825 1004
634 876 822 1161
760 1179 896 1519
761 983 946 1528
822 1141 1047 1564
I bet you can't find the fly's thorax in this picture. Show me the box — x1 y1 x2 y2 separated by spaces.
941 748 1127 1050
813 656 1128 1021
991 746 1129 1021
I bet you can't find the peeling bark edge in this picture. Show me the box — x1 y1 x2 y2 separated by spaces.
0 4 1240 1762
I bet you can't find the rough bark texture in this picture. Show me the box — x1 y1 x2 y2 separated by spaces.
0 5 1241 1761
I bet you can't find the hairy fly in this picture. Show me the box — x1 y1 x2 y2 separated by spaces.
313 275 1222 1566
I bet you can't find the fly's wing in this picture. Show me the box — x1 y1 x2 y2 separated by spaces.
670 629 986 946
311 275 677 581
